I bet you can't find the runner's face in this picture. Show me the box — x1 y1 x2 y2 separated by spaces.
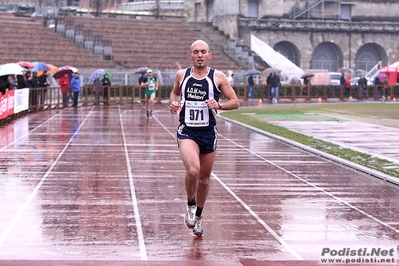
189 42 212 68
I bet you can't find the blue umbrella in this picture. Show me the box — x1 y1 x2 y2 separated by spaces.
31 62 51 72
89 69 105 83
376 73 387 79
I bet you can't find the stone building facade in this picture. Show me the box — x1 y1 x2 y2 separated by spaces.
184 0 399 74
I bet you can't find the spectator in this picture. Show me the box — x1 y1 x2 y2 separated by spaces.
248 74 254 99
270 73 280 102
383 79 391 100
7 75 17 90
345 74 351 96
38 71 49 105
374 77 383 99
340 73 347 96
17 70 28 89
70 72 81 107
303 76 311 95
93 78 102 105
28 72 40 108
101 74 111 104
227 73 235 86
357 75 368 99
266 73 273 100
0 76 7 95
59 73 70 108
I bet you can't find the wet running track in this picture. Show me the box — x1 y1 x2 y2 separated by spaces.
0 103 398 265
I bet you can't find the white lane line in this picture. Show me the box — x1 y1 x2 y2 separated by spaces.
218 132 399 235
153 114 302 259
211 173 303 260
0 113 61 152
0 108 94 246
118 106 147 260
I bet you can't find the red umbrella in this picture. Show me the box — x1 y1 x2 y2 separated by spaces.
52 65 78 79
17 61 35 69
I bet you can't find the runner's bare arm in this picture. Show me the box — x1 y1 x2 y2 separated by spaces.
215 70 239 110
170 70 184 113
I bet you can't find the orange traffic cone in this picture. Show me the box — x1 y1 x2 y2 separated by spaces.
258 98 263 106
318 97 322 104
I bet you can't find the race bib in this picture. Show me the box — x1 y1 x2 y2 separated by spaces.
184 101 209 127
148 83 155 90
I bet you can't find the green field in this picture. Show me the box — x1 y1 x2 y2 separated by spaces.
221 103 399 178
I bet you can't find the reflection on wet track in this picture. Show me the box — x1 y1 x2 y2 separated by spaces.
0 104 398 264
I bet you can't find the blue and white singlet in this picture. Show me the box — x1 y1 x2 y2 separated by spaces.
179 67 221 129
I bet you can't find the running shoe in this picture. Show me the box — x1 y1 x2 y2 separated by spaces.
193 216 203 236
184 205 196 229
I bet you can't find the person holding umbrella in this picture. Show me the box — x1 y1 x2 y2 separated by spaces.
101 73 111 104
59 73 70 108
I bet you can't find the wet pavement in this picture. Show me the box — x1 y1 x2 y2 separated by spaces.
0 103 398 265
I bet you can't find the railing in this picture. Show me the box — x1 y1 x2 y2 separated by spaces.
119 0 184 11
238 18 399 34
1 84 397 123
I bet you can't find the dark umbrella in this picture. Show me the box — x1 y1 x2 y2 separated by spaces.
245 69 261 76
134 67 150 74
262 67 281 75
52 65 78 79
301 73 315 79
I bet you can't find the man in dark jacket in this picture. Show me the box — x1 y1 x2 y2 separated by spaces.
270 73 280 102
17 70 29 89
358 75 368 99
248 75 254 99
38 71 49 105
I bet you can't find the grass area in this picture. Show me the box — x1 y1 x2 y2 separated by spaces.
221 103 399 178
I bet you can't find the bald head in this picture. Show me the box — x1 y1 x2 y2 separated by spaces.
190 40 211 53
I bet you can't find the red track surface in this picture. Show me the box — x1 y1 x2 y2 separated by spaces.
0 103 398 265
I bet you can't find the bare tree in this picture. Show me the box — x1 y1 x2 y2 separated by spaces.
90 0 109 17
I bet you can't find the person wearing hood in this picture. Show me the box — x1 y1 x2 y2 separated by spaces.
70 72 81 107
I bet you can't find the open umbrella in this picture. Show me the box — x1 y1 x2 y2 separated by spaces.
31 62 52 72
245 69 261 76
36 63 58 76
376 73 388 79
52 65 78 79
100 70 112 80
0 63 25 76
134 67 149 74
338 67 354 73
17 61 35 69
89 69 105 83
301 73 315 79
262 67 281 74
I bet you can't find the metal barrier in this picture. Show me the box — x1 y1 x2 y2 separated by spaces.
2 84 397 124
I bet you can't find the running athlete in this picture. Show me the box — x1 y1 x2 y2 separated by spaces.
169 40 239 236
141 69 158 117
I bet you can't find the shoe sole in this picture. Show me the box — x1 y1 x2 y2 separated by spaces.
193 230 204 236
184 218 195 229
